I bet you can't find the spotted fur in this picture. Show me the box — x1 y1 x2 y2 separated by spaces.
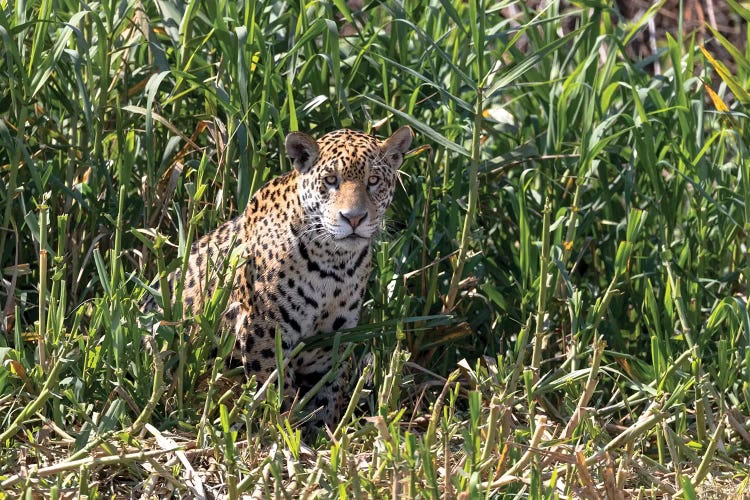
171 126 413 428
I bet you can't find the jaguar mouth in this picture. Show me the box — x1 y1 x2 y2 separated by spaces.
335 232 368 242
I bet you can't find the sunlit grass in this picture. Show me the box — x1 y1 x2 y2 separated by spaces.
1 0 750 497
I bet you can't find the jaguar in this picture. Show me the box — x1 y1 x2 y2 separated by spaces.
159 126 413 429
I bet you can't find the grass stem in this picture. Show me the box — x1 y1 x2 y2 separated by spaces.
444 85 482 312
38 203 48 372
531 198 552 382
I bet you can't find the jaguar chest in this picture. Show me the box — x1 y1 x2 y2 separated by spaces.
252 237 372 342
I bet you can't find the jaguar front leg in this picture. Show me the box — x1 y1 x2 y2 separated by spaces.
291 346 354 431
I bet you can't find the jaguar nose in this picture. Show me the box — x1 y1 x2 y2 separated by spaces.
340 209 367 230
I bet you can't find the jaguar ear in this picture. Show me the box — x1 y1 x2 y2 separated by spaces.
286 132 320 173
381 126 414 169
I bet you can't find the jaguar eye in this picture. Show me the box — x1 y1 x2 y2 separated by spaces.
367 175 379 186
324 175 338 187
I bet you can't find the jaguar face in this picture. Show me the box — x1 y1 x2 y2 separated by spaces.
287 127 413 248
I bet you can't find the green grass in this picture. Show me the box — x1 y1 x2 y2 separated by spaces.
2 0 750 497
